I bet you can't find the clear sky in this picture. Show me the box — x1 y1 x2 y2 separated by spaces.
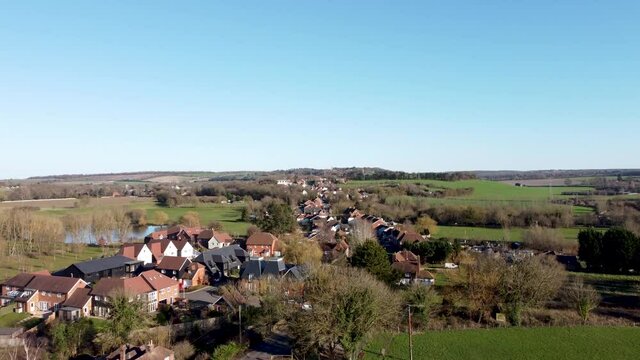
1 1 638 179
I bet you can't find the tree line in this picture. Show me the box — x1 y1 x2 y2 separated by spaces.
578 227 640 274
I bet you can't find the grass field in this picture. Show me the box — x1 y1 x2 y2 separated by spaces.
434 226 604 242
347 179 595 202
365 326 640 360
3 197 252 236
0 245 117 280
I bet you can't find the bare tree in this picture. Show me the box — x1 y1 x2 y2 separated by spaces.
179 211 201 227
64 214 91 254
111 207 132 243
281 234 322 266
350 219 375 246
152 211 170 225
565 278 600 323
500 255 566 325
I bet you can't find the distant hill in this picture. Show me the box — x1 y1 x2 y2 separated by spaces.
475 169 640 181
17 168 640 184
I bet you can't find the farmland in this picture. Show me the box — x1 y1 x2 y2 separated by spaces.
365 327 640 360
435 226 601 242
345 179 595 202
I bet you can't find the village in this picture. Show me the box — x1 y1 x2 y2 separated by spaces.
0 175 593 360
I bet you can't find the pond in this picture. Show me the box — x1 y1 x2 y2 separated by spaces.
64 225 163 244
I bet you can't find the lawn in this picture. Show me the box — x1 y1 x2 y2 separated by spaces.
0 245 117 280
365 326 640 360
133 203 250 236
0 309 29 328
434 226 601 242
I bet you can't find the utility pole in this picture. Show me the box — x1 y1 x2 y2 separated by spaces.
408 305 413 360
407 304 424 360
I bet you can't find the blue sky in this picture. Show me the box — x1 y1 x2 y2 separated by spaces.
1 1 638 178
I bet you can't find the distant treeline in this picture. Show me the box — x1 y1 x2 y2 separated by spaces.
1 183 154 201
345 170 476 181
476 169 640 181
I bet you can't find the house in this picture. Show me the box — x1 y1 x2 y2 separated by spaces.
182 262 207 289
320 240 351 262
147 239 195 262
145 229 168 242
155 256 191 289
398 231 426 245
245 232 280 257
58 287 92 321
57 255 144 283
239 257 291 292
198 229 234 249
1 273 87 317
91 271 179 316
91 277 152 317
166 225 201 243
391 250 435 286
139 271 180 307
194 245 248 281
183 290 234 314
106 342 174 360
119 243 154 265
240 257 287 281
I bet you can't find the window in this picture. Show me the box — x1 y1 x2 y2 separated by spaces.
57 293 62 298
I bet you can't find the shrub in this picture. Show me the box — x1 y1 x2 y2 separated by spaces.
211 342 246 360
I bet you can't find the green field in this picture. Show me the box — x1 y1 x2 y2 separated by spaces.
365 326 640 360
0 245 117 280
347 179 595 203
435 226 600 242
0 306 30 327
35 199 250 236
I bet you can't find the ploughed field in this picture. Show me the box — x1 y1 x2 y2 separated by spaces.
365 326 640 360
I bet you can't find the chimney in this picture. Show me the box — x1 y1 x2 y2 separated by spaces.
147 340 154 353
119 345 126 360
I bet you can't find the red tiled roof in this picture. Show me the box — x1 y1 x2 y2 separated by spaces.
147 241 164 260
62 287 92 308
213 231 233 243
26 275 83 294
393 250 419 263
1 273 35 288
155 256 189 271
91 277 152 297
172 239 190 251
400 231 424 244
246 232 278 246
140 270 178 291
119 243 147 260
147 230 168 240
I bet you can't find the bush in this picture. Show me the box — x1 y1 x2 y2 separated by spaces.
522 225 565 252
211 342 246 360
173 340 196 360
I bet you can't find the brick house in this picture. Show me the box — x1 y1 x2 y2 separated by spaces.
90 271 179 317
1 273 87 317
245 232 280 257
